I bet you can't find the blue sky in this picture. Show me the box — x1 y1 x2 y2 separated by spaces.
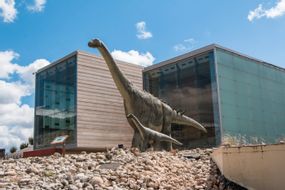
0 0 285 151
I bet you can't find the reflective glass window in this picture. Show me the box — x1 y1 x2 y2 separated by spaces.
216 49 285 144
34 56 77 149
144 51 220 148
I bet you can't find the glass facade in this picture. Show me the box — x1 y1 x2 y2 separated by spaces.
144 51 221 148
216 49 285 144
33 46 285 150
34 56 77 149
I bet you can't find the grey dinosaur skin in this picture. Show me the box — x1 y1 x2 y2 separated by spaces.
88 39 207 151
127 114 182 150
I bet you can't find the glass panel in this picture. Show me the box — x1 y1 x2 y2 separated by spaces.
217 49 285 144
144 51 220 148
34 56 77 149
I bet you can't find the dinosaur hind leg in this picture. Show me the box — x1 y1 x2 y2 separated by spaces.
160 124 172 151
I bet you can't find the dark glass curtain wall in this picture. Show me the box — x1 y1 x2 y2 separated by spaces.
144 51 220 148
34 56 77 149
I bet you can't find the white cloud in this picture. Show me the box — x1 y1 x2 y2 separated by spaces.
173 44 187 52
0 49 49 89
248 4 264 21
0 0 17 23
0 99 32 152
0 81 29 104
17 58 50 87
0 50 49 151
136 21 153 40
0 103 34 127
27 0 46 12
0 50 19 78
0 125 23 151
173 38 196 52
184 38 195 44
0 125 33 152
248 0 285 21
0 0 47 23
0 103 34 152
111 49 155 67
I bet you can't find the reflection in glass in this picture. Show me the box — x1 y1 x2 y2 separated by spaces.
34 56 76 149
216 49 285 144
144 51 220 148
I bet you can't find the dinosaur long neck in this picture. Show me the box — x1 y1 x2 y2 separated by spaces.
96 43 132 99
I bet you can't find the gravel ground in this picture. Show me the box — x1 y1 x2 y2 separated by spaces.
0 148 246 190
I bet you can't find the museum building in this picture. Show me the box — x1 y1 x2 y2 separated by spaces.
34 44 285 150
34 51 143 150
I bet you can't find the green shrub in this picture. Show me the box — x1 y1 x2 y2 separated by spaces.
20 143 29 150
28 137 33 145
10 146 17 153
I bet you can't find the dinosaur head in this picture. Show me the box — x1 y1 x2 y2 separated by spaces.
88 39 103 48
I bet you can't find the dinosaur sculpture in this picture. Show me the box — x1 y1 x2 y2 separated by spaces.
88 39 207 151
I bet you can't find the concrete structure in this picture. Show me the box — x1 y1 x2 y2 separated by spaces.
211 144 285 190
143 44 285 148
34 51 143 151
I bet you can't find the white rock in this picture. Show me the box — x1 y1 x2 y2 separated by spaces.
0 148 239 189
90 176 103 186
68 184 78 190
5 170 17 176
75 173 88 182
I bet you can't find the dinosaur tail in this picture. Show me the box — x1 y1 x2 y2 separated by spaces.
127 114 183 146
172 114 207 133
156 132 183 146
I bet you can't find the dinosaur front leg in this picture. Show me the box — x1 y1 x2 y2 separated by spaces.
132 131 146 151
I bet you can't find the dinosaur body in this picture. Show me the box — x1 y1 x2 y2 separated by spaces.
88 39 207 151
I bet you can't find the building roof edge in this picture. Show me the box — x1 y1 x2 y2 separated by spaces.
213 44 285 72
143 44 216 72
36 51 79 74
143 44 285 73
36 49 143 74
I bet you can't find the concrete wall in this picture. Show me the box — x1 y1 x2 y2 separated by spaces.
76 51 143 149
212 144 285 190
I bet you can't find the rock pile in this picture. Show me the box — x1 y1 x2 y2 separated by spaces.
0 148 244 190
